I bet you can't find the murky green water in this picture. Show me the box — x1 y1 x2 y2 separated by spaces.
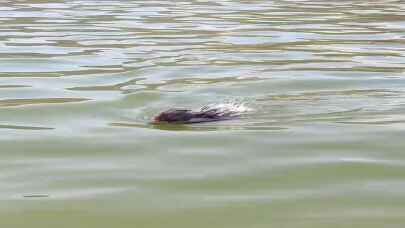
1 0 405 227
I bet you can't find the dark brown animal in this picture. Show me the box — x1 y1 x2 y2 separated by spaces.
153 107 237 124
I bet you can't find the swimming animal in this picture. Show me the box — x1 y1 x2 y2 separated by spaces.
153 106 239 124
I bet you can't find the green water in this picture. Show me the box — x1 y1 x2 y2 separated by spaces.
1 0 405 227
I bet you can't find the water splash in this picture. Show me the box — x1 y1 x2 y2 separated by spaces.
199 102 253 115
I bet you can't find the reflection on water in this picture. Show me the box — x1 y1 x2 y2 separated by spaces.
1 0 405 227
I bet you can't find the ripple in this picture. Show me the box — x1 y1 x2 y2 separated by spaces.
110 121 287 132
0 98 90 107
0 124 53 130
0 85 29 89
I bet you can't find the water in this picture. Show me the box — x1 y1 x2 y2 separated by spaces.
1 0 405 227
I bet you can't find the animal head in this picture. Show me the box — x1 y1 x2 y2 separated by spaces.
153 109 193 123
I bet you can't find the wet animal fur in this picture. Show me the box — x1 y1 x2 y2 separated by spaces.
154 106 238 124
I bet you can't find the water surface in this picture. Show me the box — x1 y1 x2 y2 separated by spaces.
1 0 405 227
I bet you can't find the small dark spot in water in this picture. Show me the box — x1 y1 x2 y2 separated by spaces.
23 194 49 198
